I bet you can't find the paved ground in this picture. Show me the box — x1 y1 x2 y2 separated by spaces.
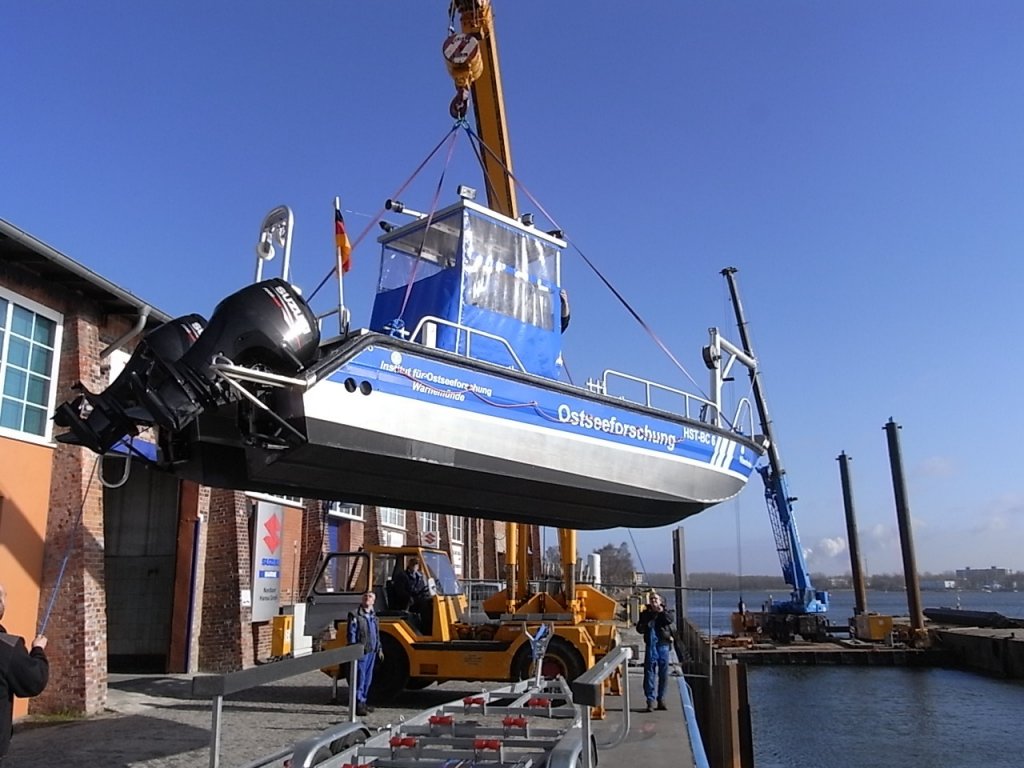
8 671 489 768
8 661 695 767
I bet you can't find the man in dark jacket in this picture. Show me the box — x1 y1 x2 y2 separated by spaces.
392 558 430 611
636 592 674 712
392 557 433 633
346 592 381 717
0 584 48 763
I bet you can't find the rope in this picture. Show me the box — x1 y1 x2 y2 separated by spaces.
38 454 100 635
394 127 462 325
307 124 463 303
627 528 649 579
459 123 710 402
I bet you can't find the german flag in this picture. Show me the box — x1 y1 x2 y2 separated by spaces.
335 202 353 274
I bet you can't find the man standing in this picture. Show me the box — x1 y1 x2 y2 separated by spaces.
0 584 48 764
346 592 381 717
636 592 674 712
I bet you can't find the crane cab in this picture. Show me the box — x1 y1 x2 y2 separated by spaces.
370 196 567 379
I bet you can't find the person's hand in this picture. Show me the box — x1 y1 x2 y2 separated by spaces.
32 635 47 650
377 648 385 661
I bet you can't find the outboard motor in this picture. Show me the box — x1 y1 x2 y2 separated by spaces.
54 314 207 453
138 278 320 432
54 278 320 456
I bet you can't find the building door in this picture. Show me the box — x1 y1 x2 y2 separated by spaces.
103 458 180 672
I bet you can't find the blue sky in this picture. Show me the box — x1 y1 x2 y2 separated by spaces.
4 2 1023 576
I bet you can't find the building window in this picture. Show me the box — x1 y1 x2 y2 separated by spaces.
326 501 366 521
0 290 62 441
449 515 464 544
419 512 439 537
379 506 406 529
246 491 303 509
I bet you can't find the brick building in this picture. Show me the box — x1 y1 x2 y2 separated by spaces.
0 218 514 717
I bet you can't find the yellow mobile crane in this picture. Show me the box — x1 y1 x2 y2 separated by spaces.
310 1 621 704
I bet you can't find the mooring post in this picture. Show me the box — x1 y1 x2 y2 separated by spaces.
837 451 869 616
883 418 925 633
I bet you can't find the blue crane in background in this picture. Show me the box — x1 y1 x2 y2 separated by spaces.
721 268 830 642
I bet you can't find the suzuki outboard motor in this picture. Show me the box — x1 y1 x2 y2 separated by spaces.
54 314 207 453
54 278 320 456
138 278 320 432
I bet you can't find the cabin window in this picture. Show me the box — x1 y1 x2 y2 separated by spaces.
0 289 62 442
377 212 461 292
462 214 559 330
312 552 369 595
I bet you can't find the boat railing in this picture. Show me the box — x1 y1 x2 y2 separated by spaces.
596 370 756 437
409 315 528 373
597 368 711 419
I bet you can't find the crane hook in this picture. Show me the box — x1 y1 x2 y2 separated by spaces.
450 88 470 120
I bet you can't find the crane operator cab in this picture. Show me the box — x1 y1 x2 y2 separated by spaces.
370 193 568 379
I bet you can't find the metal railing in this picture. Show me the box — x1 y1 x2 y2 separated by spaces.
191 644 363 768
569 644 633 768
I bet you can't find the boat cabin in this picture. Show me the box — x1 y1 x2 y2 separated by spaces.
370 197 566 379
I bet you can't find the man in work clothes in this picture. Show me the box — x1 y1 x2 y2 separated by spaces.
393 557 433 633
0 584 48 764
636 592 674 712
346 592 381 717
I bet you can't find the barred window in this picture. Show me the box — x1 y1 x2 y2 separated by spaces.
0 290 62 440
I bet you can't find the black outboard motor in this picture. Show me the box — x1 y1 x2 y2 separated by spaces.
138 278 320 432
54 278 320 456
54 314 207 453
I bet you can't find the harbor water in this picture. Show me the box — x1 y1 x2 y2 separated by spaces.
683 589 1024 768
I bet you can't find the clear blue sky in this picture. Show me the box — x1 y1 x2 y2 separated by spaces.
4 2 1023 576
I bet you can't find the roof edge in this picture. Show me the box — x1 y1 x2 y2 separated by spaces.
0 217 172 324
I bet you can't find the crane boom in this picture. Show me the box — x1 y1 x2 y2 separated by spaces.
447 0 518 219
722 268 829 625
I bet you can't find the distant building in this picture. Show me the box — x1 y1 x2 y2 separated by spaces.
956 566 1009 590
920 579 957 591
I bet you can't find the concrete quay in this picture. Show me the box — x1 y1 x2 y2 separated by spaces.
8 665 697 768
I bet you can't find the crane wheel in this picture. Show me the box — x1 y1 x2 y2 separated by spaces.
512 636 586 683
369 634 409 704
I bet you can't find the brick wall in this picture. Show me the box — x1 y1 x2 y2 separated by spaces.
32 290 144 715
198 489 253 671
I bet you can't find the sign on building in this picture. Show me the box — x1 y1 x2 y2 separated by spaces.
251 501 284 622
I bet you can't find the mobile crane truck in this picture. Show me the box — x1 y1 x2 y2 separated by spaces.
305 544 618 703
717 268 830 643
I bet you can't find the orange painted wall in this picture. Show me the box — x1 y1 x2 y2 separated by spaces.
0 436 54 718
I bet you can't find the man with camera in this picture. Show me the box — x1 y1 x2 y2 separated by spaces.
635 592 675 712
